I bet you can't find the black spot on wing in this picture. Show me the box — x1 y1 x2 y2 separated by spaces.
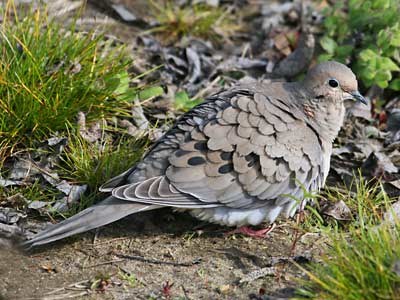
220 152 233 161
218 163 234 174
194 141 208 151
245 153 255 161
245 153 258 167
188 156 206 166
175 149 191 157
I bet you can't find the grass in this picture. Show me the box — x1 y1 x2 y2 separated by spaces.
0 132 148 216
0 2 134 161
0 1 153 216
295 177 400 299
300 176 389 232
57 130 147 214
147 0 240 44
60 131 147 191
0 129 148 216
295 223 400 300
0 180 59 209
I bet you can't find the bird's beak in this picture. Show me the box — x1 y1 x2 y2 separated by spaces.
350 90 367 105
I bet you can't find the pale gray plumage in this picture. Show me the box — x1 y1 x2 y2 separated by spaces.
26 61 366 247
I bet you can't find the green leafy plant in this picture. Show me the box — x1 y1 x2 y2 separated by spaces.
174 91 203 111
318 0 400 89
0 2 134 160
119 270 137 288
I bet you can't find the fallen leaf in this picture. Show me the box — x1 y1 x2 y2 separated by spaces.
40 264 58 273
321 200 352 221
0 207 26 224
383 200 400 225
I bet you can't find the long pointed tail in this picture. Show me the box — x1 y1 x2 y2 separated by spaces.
24 197 160 248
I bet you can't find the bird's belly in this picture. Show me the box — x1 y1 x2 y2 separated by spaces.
188 199 300 227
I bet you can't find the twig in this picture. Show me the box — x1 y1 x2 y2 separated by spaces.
86 237 131 247
41 291 89 300
181 285 191 300
44 280 90 295
115 253 202 267
85 259 125 268
290 212 305 255
92 228 100 245
240 42 250 58
192 75 221 100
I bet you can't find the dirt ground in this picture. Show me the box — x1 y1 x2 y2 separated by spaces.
0 209 326 300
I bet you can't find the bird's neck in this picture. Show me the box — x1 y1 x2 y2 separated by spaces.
263 81 346 142
303 100 346 143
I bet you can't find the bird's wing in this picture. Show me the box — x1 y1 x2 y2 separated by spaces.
106 87 325 210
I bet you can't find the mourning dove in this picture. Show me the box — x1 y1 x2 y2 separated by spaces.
26 61 366 247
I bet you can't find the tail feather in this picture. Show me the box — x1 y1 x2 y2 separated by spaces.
24 197 160 247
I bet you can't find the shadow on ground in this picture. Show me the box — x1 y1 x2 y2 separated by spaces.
0 209 322 299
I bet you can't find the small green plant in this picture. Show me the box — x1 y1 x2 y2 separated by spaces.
174 91 203 111
147 1 239 44
90 272 112 291
0 180 59 209
295 223 400 300
300 175 391 233
318 0 400 89
295 178 400 299
0 2 134 160
119 270 137 288
60 131 147 194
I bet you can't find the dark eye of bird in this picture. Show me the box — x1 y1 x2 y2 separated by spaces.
328 79 339 88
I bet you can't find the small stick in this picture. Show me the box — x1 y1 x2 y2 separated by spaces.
85 259 125 268
44 280 90 295
85 236 131 247
181 285 191 300
41 291 89 300
116 253 201 267
192 75 221 100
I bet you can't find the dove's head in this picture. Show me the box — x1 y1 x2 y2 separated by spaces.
301 61 366 141
303 61 366 105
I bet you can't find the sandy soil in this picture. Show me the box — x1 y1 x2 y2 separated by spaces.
0 209 324 299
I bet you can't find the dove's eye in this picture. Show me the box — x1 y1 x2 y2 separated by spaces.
328 78 339 88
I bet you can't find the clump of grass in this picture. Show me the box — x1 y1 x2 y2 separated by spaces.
59 132 147 193
0 180 59 209
299 175 390 232
295 178 400 299
0 2 133 160
56 131 147 215
295 223 400 300
147 0 239 44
